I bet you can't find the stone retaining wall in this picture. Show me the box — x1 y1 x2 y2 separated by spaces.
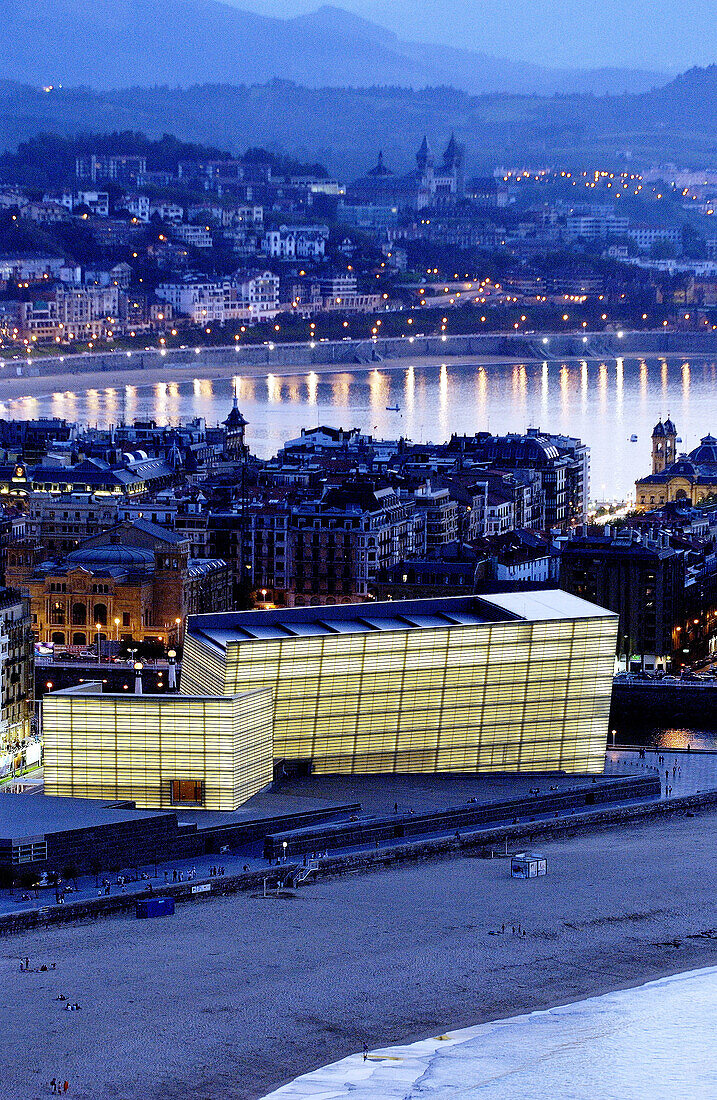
5 329 717 382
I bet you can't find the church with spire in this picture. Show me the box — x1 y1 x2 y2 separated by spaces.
635 418 717 510
347 135 465 210
223 389 248 457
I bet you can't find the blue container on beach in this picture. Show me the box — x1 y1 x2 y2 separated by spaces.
136 896 175 919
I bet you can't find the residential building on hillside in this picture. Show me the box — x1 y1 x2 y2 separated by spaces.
76 154 147 183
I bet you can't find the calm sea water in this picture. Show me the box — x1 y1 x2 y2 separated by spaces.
261 967 717 1099
5 354 717 502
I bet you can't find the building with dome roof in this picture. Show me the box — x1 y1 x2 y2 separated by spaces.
6 519 230 649
636 421 717 511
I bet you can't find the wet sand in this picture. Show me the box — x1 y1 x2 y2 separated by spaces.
4 806 717 1099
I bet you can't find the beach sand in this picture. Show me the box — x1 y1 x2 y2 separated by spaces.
0 343 697 408
4 807 717 1099
0 353 516 407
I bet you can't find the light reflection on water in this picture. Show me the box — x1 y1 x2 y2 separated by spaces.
612 722 717 751
10 355 717 500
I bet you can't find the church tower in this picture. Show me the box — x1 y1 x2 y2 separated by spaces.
663 416 677 468
416 135 434 174
652 418 678 473
651 421 666 474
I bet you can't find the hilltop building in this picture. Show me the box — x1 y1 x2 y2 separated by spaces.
347 135 465 211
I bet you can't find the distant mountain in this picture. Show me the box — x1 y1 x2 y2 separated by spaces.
2 0 668 95
2 66 716 180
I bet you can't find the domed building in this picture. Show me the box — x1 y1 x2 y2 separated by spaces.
6 519 230 650
635 421 717 510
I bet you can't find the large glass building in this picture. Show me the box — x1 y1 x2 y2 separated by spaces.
181 591 618 777
43 684 274 810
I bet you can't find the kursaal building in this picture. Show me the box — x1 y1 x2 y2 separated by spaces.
44 592 618 810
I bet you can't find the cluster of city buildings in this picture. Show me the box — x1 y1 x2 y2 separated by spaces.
0 395 713 878
0 401 713 787
2 141 717 348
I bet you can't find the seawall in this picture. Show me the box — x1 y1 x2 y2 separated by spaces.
3 784 715 937
3 329 716 386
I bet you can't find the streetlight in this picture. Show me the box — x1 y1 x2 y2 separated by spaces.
114 616 120 645
167 649 177 691
95 623 102 663
134 662 143 695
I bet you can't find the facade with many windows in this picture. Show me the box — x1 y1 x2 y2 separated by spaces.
43 684 273 810
182 591 618 778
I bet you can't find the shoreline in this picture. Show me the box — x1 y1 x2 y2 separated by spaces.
259 965 717 1099
5 805 717 1099
0 342 712 410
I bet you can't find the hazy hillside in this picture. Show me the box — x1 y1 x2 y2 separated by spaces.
2 0 667 95
1 67 716 178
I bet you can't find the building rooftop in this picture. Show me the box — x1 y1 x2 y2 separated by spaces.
188 590 614 651
0 794 173 842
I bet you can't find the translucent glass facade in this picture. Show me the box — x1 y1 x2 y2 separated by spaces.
42 686 274 810
182 594 618 776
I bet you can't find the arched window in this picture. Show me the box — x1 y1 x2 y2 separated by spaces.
72 602 87 625
51 631 65 645
72 632 87 646
94 603 108 626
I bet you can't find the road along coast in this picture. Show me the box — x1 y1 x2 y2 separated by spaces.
1 328 715 408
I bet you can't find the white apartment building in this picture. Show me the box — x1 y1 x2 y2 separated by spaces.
150 202 184 224
626 226 682 253
233 270 280 321
263 225 328 259
125 194 151 222
486 491 515 536
157 271 279 324
227 205 264 226
16 285 120 343
156 280 240 323
0 255 78 283
171 224 213 248
46 191 110 217
565 214 629 240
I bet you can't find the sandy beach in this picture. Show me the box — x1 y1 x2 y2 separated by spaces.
0 342 707 409
4 806 717 1099
0 353 516 407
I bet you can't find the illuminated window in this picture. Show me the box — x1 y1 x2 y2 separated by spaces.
171 779 204 805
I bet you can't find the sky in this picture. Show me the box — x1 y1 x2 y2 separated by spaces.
225 0 717 72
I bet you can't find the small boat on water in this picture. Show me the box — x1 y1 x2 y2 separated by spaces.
629 434 638 442
386 404 400 411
